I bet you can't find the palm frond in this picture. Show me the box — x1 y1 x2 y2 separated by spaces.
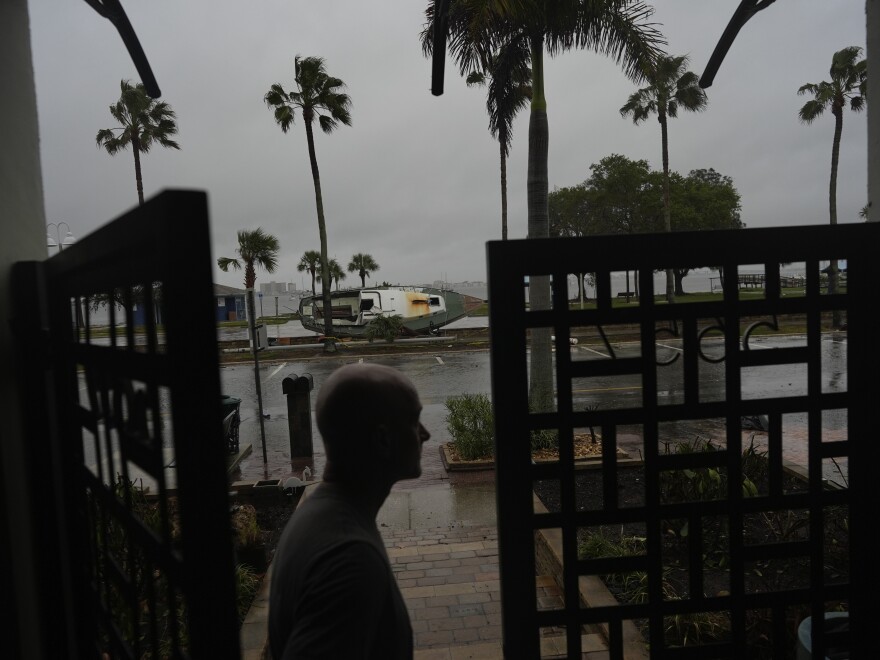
217 257 241 272
798 99 827 124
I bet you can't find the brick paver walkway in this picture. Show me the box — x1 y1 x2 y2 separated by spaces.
382 524 609 659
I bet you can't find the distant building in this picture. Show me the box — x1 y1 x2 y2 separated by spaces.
259 281 287 296
215 283 248 322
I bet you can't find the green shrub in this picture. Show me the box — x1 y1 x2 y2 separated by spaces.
445 393 495 460
528 402 559 452
365 314 404 342
235 563 260 624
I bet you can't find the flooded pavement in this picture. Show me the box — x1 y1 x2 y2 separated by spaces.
221 332 848 486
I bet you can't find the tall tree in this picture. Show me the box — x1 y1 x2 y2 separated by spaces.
265 56 352 337
317 258 346 290
620 54 708 303
425 0 664 412
465 41 532 240
585 154 654 296
96 79 180 205
551 159 743 296
347 253 380 288
217 228 280 289
798 46 867 328
297 250 322 295
659 168 743 294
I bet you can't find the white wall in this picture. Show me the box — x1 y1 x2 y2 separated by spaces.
0 0 48 656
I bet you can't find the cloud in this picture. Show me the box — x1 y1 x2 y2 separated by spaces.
29 0 868 288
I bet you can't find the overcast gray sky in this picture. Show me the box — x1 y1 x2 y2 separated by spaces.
29 1 868 290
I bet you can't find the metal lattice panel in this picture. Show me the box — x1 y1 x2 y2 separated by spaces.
16 191 240 659
488 224 879 659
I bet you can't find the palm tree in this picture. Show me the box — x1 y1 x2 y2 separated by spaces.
297 250 322 295
316 258 346 290
347 253 380 288
96 79 180 205
425 0 664 412
216 228 280 289
798 46 866 328
620 54 708 303
465 41 532 240
265 56 352 337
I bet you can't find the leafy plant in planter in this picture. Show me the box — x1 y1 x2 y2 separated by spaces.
365 314 404 342
445 393 494 460
529 401 559 452
231 503 268 573
235 564 260 624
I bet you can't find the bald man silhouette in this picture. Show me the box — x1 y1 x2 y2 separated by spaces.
269 363 430 659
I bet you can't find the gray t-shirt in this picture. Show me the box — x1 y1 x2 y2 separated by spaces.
269 483 412 659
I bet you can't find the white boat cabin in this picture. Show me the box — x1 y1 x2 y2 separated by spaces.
302 287 447 328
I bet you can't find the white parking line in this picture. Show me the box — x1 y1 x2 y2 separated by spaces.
435 357 444 365
267 363 286 380
578 345 610 358
656 342 683 352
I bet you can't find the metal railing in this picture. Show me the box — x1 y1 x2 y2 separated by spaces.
488 224 879 658
13 191 240 658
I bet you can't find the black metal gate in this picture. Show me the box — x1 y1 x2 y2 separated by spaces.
488 224 879 658
12 191 240 658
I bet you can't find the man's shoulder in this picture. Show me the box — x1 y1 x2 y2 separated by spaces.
275 485 383 560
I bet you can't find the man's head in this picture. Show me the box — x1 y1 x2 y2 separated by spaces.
316 363 430 484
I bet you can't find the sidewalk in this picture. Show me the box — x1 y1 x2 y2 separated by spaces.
241 456 611 659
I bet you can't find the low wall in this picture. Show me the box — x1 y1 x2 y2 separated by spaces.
533 493 649 659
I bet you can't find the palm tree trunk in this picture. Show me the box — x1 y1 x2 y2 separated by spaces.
304 121 334 337
660 111 675 303
360 272 366 287
500 139 508 241
828 108 843 327
132 137 145 205
527 35 553 414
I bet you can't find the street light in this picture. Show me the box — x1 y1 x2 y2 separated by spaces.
46 222 77 252
47 223 83 328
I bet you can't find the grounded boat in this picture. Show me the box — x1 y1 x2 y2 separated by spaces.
297 286 482 338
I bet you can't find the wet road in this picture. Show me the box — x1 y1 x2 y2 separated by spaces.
222 333 848 485
222 350 491 483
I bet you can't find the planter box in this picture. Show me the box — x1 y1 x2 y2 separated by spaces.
440 442 634 472
251 479 282 503
533 493 649 659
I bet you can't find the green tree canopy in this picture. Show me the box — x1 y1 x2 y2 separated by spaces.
549 157 743 294
265 55 352 337
96 79 180 205
347 253 380 288
217 228 280 290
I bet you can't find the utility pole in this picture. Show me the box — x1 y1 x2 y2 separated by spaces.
246 289 268 464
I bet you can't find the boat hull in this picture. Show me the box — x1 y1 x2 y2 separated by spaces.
298 286 480 338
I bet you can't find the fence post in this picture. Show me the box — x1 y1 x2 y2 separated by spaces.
282 373 314 458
